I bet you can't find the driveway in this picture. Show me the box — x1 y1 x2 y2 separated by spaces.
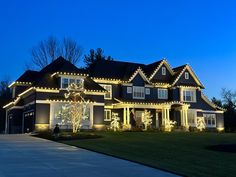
0 134 180 177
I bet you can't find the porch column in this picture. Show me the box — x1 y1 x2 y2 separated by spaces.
180 105 189 128
123 107 127 125
127 107 130 125
162 106 170 127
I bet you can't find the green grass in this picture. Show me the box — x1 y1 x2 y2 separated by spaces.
61 132 236 177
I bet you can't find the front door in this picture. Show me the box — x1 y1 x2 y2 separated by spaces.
23 111 35 133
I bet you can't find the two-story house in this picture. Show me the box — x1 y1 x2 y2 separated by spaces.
3 57 224 133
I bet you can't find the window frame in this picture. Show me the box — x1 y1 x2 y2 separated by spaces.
185 72 189 79
127 87 132 94
182 89 196 102
162 67 166 75
100 84 112 100
104 109 112 121
158 88 168 99
61 77 83 89
145 88 150 95
203 114 216 127
133 86 145 99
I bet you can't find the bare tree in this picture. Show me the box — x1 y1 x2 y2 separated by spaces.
31 36 83 69
61 37 83 65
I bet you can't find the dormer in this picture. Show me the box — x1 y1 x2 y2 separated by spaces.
172 64 204 89
148 60 174 83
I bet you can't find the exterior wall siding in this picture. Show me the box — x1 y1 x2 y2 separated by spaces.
35 104 50 124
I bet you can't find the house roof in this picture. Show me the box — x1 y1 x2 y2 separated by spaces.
16 70 39 82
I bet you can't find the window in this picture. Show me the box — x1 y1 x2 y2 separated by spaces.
69 79 75 84
127 87 132 93
145 88 150 95
61 78 69 88
100 84 112 99
133 86 145 99
158 89 168 99
185 72 189 79
203 114 216 127
183 89 196 102
104 109 111 121
162 67 166 75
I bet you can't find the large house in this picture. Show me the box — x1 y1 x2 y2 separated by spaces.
4 57 224 133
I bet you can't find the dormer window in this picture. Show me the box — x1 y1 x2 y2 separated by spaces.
162 67 166 75
185 72 189 79
61 78 69 88
61 77 83 89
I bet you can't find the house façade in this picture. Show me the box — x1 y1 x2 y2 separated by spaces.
3 57 224 133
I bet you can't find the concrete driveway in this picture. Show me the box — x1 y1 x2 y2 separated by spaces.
0 134 180 177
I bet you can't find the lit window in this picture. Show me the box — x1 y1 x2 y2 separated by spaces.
100 84 112 99
183 89 196 102
127 87 132 93
62 78 69 88
158 89 168 99
185 72 189 79
203 114 216 127
162 67 166 75
104 109 111 121
133 86 145 99
145 88 150 95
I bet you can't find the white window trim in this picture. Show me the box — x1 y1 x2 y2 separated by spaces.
181 88 196 102
203 114 216 128
185 72 189 79
162 67 166 75
104 109 111 121
127 87 132 94
60 77 83 89
158 88 168 99
133 86 145 99
145 88 150 95
100 84 112 100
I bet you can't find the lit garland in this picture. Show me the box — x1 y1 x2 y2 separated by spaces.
51 71 89 77
8 81 32 88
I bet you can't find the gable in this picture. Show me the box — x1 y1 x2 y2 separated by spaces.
172 66 204 88
128 68 150 85
131 72 146 86
150 64 172 83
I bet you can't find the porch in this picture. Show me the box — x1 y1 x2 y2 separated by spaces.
112 101 190 130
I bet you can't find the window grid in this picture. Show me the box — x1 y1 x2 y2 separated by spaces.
203 114 216 127
158 89 168 99
183 90 196 102
133 86 145 99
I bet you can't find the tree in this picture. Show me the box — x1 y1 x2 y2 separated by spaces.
59 82 89 133
0 79 11 133
0 80 11 98
196 117 206 132
142 110 153 130
221 88 236 132
110 113 120 131
31 36 83 69
165 120 177 132
83 48 113 68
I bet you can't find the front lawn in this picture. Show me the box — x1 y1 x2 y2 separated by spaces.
61 132 236 177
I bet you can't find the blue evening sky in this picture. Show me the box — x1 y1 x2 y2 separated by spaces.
0 0 236 98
